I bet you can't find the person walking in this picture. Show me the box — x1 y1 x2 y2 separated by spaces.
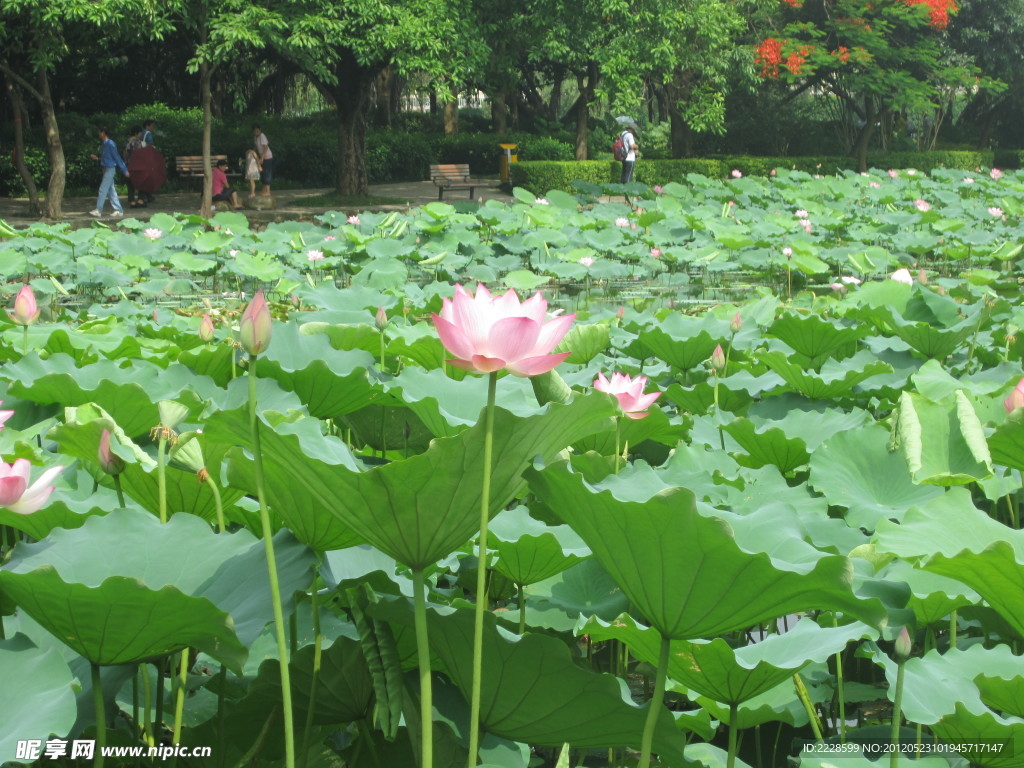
252 124 273 196
89 126 130 218
620 123 639 184
123 126 144 208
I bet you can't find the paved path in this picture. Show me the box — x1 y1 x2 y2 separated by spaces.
0 180 513 230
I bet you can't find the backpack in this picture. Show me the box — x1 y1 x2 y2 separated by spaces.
613 131 629 162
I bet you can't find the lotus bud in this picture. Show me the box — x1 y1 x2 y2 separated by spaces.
711 344 726 373
291 294 300 309
1004 378 1024 414
616 306 626 321
239 290 272 356
375 306 389 332
97 429 125 476
730 312 742 334
917 268 928 285
9 285 40 326
894 626 912 662
199 313 215 343
152 308 159 324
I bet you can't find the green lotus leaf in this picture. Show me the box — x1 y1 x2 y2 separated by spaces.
924 543 1024 637
638 325 721 371
685 665 829 730
760 350 892 401
0 508 314 671
897 390 993 485
580 614 876 705
808 425 943 529
683 742 754 768
527 460 885 639
490 506 589 587
864 307 974 360
878 560 979 628
723 417 810 473
768 313 870 362
931 704 1023 768
515 558 630 632
0 634 78 765
554 323 610 365
987 411 1024 472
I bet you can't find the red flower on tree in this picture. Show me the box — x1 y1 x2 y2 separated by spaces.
755 37 784 78
903 0 958 29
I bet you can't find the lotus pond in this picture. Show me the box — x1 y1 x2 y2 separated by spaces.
1 167 1024 768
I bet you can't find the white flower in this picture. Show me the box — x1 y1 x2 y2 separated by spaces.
869 182 881 188
988 206 1004 218
144 227 163 240
962 177 975 184
579 256 595 267
914 199 931 212
841 276 862 285
615 217 629 227
782 247 793 257
347 215 361 225
731 169 742 178
307 249 325 262
795 209 809 219
535 198 550 205
891 268 913 285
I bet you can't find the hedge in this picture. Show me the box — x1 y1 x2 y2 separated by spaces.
509 150 998 194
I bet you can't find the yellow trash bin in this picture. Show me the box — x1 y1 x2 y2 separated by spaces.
499 143 519 182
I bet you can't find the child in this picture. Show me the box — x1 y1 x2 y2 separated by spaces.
244 148 261 198
212 159 242 210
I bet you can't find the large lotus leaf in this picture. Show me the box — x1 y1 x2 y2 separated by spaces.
574 405 687 455
723 417 810 473
684 743 754 768
517 558 630 632
236 395 613 570
372 601 685 761
912 358 1020 403
0 509 314 670
808 425 944 529
987 410 1024 472
931 705 1023 768
878 560 980 628
554 322 611 365
637 326 721 371
897 390 992 486
865 307 975 360
0 466 111 540
254 322 379 419
490 506 589 586
580 614 876 705
760 350 892 401
526 461 885 639
685 666 827 730
0 354 215 437
767 313 870 361
924 543 1024 637
0 634 78 765
206 409 365 551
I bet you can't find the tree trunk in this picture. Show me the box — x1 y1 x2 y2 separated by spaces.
549 65 564 121
852 99 877 173
199 16 214 219
666 71 693 158
443 98 458 135
324 64 378 196
4 75 40 217
574 64 598 161
491 88 507 134
376 67 395 126
37 70 64 220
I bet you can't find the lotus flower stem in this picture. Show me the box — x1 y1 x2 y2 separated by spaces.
639 634 670 768
142 665 154 747
248 354 296 768
113 475 126 509
412 567 433 768
949 610 957 651
518 582 526 635
155 662 165 741
207 474 226 533
92 663 106 768
132 667 140 742
614 416 622 474
468 371 498 767
727 702 739 768
156 433 168 524
21 325 28 356
172 650 188 744
794 673 823 740
300 576 323 768
834 632 847 743
890 661 906 768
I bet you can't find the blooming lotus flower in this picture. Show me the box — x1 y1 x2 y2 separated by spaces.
614 217 629 227
914 199 931 212
869 181 881 188
199 313 215 342
144 227 163 239
799 219 813 232
963 177 974 184
593 372 661 420
888 169 899 178
9 285 39 326
782 247 793 258
0 458 63 515
534 198 550 205
347 215 361 226
1004 378 1024 413
830 282 846 293
432 284 574 376
891 268 913 285
0 401 13 429
731 169 742 178
98 429 125 476
991 168 1003 180
653 185 664 194
579 256 595 268
988 207 1004 218
650 248 662 258
239 290 272 356
795 209 809 219
229 249 241 258
306 249 325 261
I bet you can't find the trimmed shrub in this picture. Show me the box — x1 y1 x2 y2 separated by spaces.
993 149 1024 169
509 161 613 193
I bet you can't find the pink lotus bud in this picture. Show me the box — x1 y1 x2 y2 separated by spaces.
199 314 215 343
1004 378 1024 414
650 248 662 258
431 284 574 377
914 199 931 212
616 306 626 320
730 312 742 334
98 429 125 476
0 401 13 430
291 294 300 308
917 269 928 285
0 458 63 515
894 626 912 662
375 305 389 331
239 290 272 356
711 344 726 372
593 372 661 420
9 285 39 326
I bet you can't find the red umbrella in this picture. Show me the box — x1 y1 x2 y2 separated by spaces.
127 146 166 194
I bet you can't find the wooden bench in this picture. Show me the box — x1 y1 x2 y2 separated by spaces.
430 163 477 200
175 155 241 181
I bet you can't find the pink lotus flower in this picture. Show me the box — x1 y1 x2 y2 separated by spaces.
730 312 742 334
988 207 1004 218
830 282 846 293
0 401 13 430
891 268 913 285
894 625 912 662
432 284 574 376
98 429 125 476
731 169 742 178
323 235 338 241
307 249 325 261
579 256 595 268
799 219 813 233
534 198 550 205
347 215 361 225
9 285 39 326
962 177 974 184
375 306 389 331
653 185 664 194
711 344 726 372
0 459 63 515
914 199 931 212
144 227 163 239
650 248 662 258
615 217 629 227
593 372 661 420
841 276 862 285
199 313 215 342
1004 378 1024 414
991 168 1003 180
795 209 809 219
869 181 881 188
888 169 899 178
239 290 272 356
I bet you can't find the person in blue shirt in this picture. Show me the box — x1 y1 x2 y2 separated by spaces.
89 127 130 218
